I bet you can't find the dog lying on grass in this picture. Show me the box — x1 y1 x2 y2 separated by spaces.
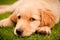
0 0 60 37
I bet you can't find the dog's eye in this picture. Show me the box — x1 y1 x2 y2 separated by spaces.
30 18 35 21
18 16 21 19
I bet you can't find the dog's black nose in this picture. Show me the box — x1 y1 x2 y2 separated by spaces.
16 29 23 35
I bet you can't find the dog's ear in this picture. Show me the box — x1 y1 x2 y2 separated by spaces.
9 11 17 24
39 9 56 27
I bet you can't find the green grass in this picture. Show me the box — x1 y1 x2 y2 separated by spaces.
0 0 60 40
0 0 16 5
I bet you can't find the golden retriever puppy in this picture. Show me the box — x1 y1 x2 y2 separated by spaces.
0 0 60 37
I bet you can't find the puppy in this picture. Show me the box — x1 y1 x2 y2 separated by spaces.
0 0 60 37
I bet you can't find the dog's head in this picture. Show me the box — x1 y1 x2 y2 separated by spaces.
14 7 41 37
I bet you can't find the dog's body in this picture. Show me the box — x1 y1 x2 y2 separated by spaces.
0 0 60 37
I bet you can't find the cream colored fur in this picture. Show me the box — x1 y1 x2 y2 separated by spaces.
0 0 60 37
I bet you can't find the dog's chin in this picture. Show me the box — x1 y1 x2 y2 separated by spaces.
21 32 33 37
14 31 34 37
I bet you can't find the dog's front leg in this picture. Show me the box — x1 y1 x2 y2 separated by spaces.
0 18 15 27
0 12 17 27
37 26 51 35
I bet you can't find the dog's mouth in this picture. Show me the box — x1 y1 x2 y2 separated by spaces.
14 28 36 37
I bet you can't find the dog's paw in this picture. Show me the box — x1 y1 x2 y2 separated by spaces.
0 20 6 27
0 18 11 27
0 22 3 27
37 26 51 35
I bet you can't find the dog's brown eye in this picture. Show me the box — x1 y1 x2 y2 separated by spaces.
30 18 35 21
18 16 21 19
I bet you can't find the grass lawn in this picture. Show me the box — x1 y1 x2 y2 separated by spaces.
0 0 60 40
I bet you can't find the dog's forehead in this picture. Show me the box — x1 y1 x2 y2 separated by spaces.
17 7 40 19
